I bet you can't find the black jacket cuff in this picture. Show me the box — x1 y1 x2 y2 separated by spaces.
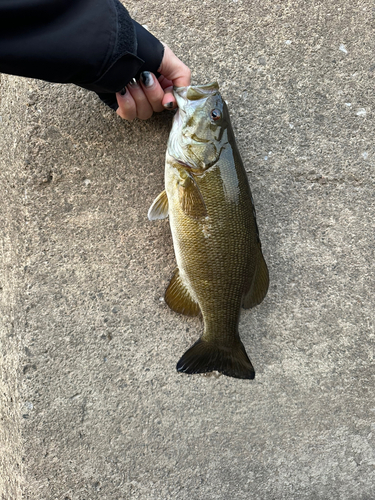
132 21 165 79
87 21 164 110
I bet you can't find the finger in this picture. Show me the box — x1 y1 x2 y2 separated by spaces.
158 75 173 90
116 87 137 121
158 44 191 88
161 85 177 110
139 72 165 113
127 80 154 120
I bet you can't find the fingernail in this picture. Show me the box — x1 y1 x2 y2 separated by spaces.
119 87 127 96
164 102 174 109
128 78 138 87
141 71 153 87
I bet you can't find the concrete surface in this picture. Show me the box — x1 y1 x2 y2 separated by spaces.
1 0 375 498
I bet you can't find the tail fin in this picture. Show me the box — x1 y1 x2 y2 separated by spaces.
176 338 255 380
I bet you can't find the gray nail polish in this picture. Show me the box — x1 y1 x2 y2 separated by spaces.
164 102 174 109
119 87 127 96
141 71 153 87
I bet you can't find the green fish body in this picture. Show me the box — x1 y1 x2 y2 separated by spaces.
148 83 268 379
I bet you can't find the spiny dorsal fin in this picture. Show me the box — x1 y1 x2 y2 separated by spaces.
165 268 200 317
242 250 269 309
176 338 255 380
178 173 207 219
148 190 169 220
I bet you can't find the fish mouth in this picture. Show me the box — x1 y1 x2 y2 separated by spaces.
173 82 219 96
173 82 220 108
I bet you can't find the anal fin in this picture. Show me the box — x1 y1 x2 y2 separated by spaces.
243 250 269 309
165 268 200 317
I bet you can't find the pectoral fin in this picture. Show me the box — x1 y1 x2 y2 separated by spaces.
178 173 207 219
148 190 169 220
242 250 269 309
165 268 200 317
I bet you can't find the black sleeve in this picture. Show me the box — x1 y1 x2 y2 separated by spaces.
0 0 164 110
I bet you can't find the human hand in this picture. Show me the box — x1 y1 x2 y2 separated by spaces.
116 44 191 121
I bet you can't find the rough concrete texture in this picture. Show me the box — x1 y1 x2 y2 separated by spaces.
1 0 375 498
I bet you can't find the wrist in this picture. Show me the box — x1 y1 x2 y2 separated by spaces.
132 21 165 78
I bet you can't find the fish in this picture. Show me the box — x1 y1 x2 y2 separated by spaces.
148 82 269 379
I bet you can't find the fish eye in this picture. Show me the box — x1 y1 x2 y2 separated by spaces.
210 109 221 121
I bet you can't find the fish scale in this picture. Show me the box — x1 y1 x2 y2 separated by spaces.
148 82 269 379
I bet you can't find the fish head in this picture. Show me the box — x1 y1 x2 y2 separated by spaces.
168 82 230 173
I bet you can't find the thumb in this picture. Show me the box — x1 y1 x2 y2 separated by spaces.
161 85 175 109
158 44 191 88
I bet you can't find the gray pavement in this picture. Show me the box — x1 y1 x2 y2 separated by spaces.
1 0 375 498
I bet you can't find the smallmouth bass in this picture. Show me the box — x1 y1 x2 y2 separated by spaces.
148 83 269 379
